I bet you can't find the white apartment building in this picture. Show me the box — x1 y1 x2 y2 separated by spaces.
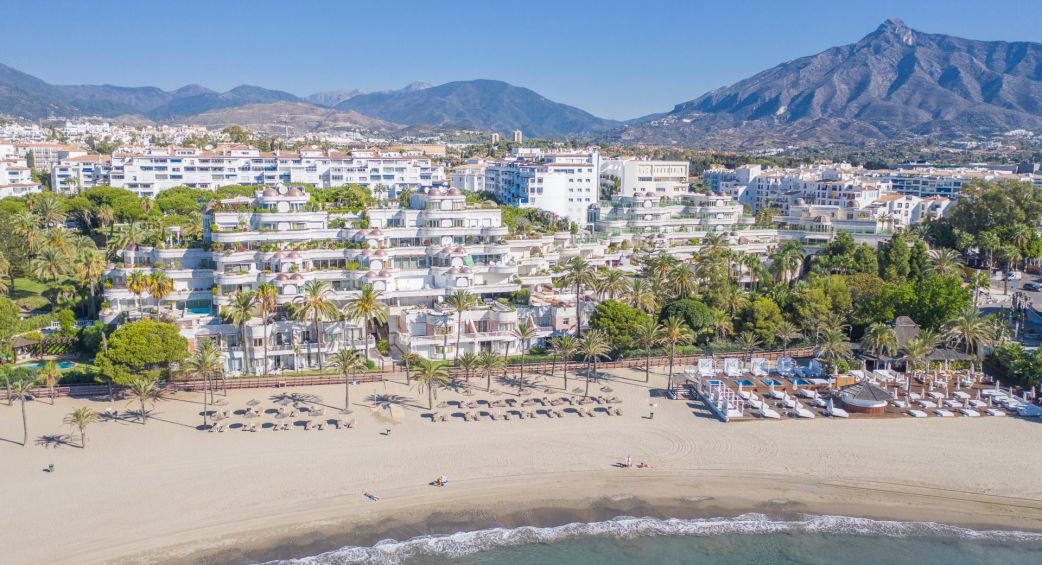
101 185 517 374
449 161 487 192
105 144 444 198
15 142 86 169
51 154 111 192
485 149 601 228
0 154 41 198
391 302 520 360
707 163 1042 209
600 158 689 198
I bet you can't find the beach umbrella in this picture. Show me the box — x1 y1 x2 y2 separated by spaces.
277 397 293 406
247 399 260 407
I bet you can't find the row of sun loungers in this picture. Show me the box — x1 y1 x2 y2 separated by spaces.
431 406 623 422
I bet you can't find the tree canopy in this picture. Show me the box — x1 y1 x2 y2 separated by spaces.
93 320 188 385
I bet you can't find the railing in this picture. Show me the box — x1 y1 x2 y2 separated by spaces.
0 346 817 401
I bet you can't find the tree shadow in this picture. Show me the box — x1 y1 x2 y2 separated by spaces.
366 393 420 411
36 434 77 449
269 392 323 405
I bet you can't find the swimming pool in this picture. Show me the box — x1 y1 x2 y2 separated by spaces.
19 361 76 370
789 378 810 386
761 379 783 387
736 379 755 387
188 307 212 315
706 379 724 387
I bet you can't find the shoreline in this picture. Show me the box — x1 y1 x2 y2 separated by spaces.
4 368 1042 565
121 469 1042 564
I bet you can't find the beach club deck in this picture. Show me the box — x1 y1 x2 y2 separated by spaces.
680 357 1037 423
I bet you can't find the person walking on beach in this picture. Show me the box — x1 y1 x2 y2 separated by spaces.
364 491 380 501
625 455 632 468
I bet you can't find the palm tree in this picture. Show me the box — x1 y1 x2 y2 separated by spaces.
0 251 9 295
735 331 761 362
660 317 694 392
40 360 61 404
770 240 804 283
550 335 579 391
76 249 107 319
559 257 596 337
970 270 990 307
254 283 278 375
293 280 339 370
477 350 504 392
31 247 67 282
629 279 658 314
712 310 733 341
126 377 161 424
97 205 115 238
458 352 479 382
944 307 994 356
184 340 223 425
668 264 698 299
445 289 477 362
146 271 174 315
10 379 35 447
814 329 851 370
633 319 663 383
413 359 451 410
861 322 898 366
227 290 256 375
112 221 154 257
510 322 538 393
595 269 630 300
34 195 66 227
775 321 801 355
579 330 610 397
344 283 388 362
126 270 148 312
928 248 965 276
331 349 365 413
901 337 932 374
64 407 100 448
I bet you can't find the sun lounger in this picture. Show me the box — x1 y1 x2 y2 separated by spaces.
985 408 1006 417
281 422 290 430
758 406 781 419
907 409 928 418
943 400 963 408
792 406 816 419
918 400 937 408
587 408 597 417
934 409 955 417
959 408 980 417
891 400 908 408
613 407 623 416
208 425 216 433
824 406 849 418
304 420 312 430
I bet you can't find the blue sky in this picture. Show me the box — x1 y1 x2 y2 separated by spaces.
2 0 1041 120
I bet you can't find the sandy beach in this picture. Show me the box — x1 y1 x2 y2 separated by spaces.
2 365 1042 564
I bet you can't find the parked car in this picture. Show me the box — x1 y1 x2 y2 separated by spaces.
1023 282 1040 292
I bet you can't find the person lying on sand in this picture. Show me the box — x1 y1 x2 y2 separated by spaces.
637 462 654 469
430 475 449 487
363 491 380 501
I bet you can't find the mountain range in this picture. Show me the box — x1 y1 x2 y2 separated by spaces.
0 66 618 136
2 19 1042 145
619 19 1042 147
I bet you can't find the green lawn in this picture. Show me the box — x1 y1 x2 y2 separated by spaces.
11 277 53 299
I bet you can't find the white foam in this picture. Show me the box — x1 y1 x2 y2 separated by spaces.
261 514 1042 564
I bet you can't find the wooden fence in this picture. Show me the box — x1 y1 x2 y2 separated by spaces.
0 347 815 401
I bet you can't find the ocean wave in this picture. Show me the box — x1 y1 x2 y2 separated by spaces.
262 514 1042 564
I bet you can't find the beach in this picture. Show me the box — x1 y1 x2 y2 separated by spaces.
2 365 1042 564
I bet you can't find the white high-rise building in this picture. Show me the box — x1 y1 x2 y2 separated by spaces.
600 158 689 198
485 149 601 228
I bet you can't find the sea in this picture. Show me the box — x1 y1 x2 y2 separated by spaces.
261 514 1042 564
